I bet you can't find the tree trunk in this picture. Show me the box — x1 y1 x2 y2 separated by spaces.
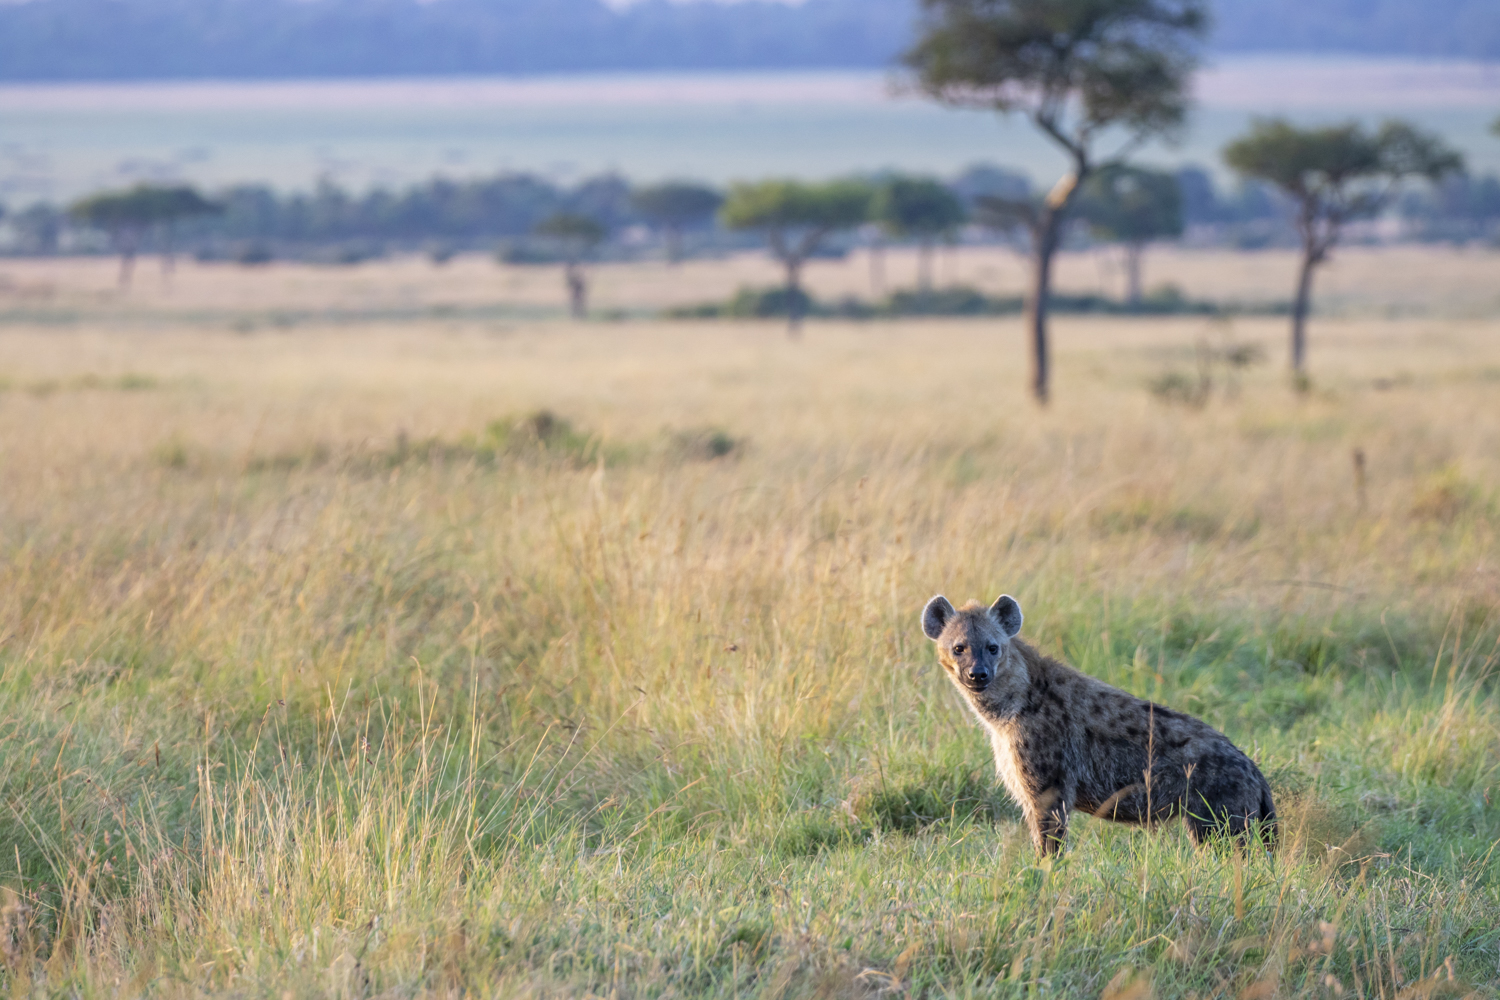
1025 208 1065 405
666 226 683 265
566 261 587 319
869 240 885 299
785 258 804 339
1124 242 1143 307
117 228 139 289
917 240 933 293
162 224 176 290
1290 247 1317 377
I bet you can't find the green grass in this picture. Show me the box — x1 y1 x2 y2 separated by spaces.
2 538 1497 997
0 313 1498 997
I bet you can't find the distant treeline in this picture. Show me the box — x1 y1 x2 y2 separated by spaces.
3 163 1497 261
0 0 1495 81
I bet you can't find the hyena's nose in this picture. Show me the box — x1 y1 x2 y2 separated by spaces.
965 668 989 686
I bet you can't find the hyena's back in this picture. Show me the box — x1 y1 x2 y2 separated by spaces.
1049 671 1277 846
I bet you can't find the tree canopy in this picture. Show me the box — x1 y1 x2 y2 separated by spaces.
1076 165 1183 305
532 213 607 318
1224 118 1462 259
533 212 606 253
904 0 1209 404
1224 117 1462 377
69 183 220 285
905 0 1208 166
631 181 723 261
70 183 219 231
872 176 967 292
719 179 872 234
631 182 723 229
720 179 873 336
1076 165 1182 245
872 176 967 240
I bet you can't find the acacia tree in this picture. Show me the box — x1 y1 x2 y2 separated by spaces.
69 183 219 288
154 186 220 278
1075 165 1182 305
873 176 967 293
905 0 1208 404
719 179 872 337
1224 119 1462 379
631 181 722 263
534 212 606 319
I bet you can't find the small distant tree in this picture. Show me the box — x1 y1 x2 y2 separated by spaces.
69 183 219 287
534 212 606 319
1224 118 1462 380
68 186 145 286
1075 166 1183 305
719 179 873 337
631 181 723 263
905 0 1209 404
873 176 967 293
11 204 62 256
153 186 221 277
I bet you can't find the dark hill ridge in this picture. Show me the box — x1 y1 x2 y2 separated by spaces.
0 0 1494 82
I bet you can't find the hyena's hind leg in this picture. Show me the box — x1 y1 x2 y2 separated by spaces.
1088 767 1189 829
1182 773 1278 851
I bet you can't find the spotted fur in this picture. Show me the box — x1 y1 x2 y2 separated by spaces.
921 594 1276 855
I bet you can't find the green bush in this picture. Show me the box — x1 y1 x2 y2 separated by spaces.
668 284 1289 321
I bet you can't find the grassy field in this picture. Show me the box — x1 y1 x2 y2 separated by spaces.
0 249 1498 998
4 243 1500 319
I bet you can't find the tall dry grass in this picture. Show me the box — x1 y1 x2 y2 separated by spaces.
0 256 1497 996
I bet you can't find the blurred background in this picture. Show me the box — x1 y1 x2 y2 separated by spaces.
0 0 1497 264
3 5 1500 994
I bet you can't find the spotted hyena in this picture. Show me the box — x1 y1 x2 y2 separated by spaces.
921 594 1276 855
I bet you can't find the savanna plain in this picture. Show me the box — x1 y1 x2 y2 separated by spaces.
1 245 1498 998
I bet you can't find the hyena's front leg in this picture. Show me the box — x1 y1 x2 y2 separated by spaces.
1029 787 1071 856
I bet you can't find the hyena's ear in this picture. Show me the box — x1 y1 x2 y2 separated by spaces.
921 595 956 640
990 594 1023 637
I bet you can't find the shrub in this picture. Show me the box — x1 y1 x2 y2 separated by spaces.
478 409 600 466
1148 370 1210 406
722 285 815 318
235 242 274 266
885 286 1022 316
667 285 1287 321
668 427 741 461
1410 464 1484 522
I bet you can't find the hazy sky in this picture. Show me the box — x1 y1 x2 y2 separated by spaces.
601 0 813 5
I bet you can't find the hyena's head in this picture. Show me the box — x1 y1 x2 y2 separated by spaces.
920 594 1025 695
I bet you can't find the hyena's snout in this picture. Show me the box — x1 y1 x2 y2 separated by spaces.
951 639 1000 691
961 663 991 690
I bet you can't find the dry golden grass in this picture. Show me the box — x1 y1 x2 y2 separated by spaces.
0 252 1497 997
3 241 1499 318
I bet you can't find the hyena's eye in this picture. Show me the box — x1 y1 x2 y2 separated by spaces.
987 643 999 654
952 643 965 655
